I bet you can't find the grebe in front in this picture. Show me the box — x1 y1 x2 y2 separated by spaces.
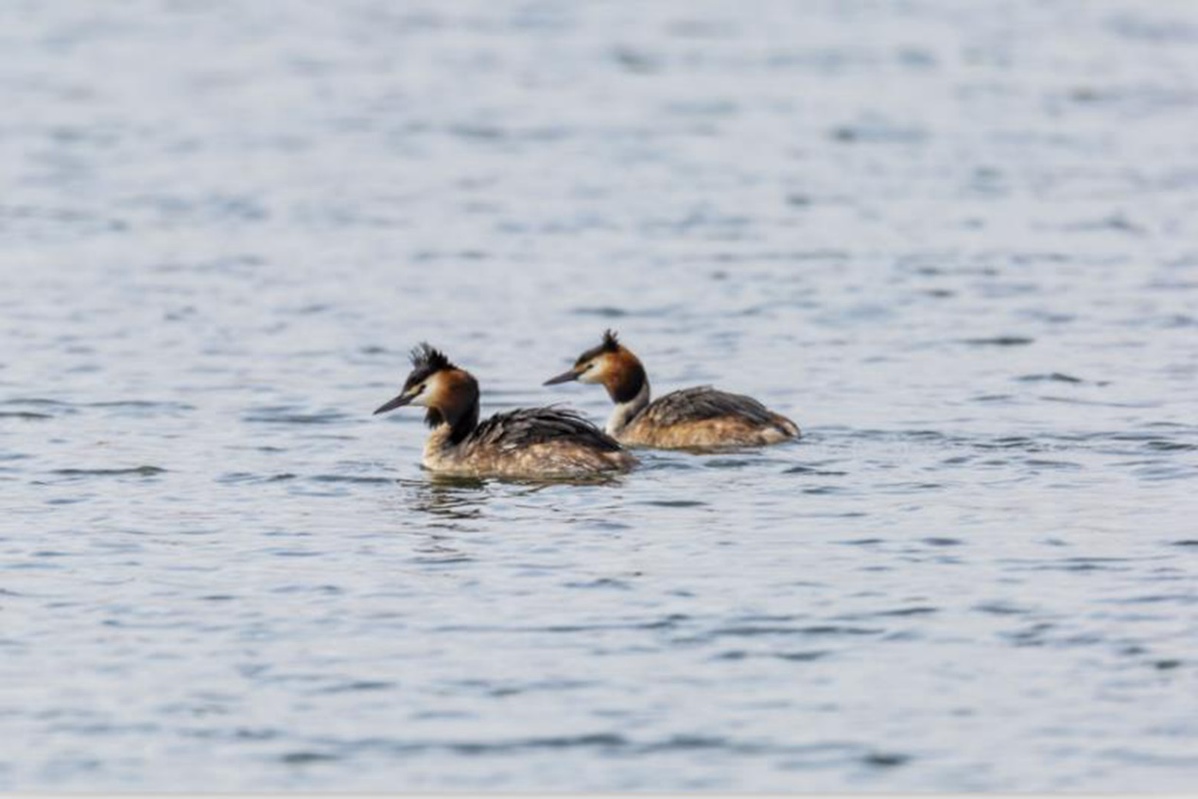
374 343 637 479
544 330 800 450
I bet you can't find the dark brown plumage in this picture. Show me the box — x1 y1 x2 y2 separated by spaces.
638 386 790 430
471 407 625 453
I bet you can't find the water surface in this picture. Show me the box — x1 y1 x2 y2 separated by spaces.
2 0 1197 791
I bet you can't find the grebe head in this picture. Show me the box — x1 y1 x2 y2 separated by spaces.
374 343 480 432
543 329 646 404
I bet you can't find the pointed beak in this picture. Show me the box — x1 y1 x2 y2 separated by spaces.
373 390 414 415
543 368 581 386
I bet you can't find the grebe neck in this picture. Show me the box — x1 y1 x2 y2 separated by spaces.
606 376 650 437
427 395 480 447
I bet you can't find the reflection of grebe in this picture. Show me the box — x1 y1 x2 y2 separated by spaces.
374 344 637 479
399 477 486 522
545 330 800 449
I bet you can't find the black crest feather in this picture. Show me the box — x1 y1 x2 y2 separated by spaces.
404 342 455 391
576 329 623 365
601 329 620 352
410 342 452 372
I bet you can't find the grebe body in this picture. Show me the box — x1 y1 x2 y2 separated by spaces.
544 331 800 450
375 344 636 479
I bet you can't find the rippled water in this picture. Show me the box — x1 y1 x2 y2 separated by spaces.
3 0 1198 791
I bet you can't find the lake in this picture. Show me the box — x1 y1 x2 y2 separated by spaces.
1 0 1196 791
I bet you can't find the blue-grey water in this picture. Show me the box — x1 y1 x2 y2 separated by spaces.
3 0 1197 792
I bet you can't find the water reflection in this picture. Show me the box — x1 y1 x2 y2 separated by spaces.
398 476 489 523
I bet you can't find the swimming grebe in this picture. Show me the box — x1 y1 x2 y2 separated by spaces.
374 343 637 478
543 330 800 449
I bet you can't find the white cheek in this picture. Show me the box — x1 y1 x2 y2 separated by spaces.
408 381 434 407
579 357 614 384
415 374 449 406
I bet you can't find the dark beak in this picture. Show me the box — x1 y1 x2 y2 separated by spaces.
373 391 414 415
543 368 580 386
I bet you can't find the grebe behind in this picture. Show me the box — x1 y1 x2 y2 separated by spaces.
544 330 800 450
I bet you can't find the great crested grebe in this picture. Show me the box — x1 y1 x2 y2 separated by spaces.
544 330 800 450
373 343 637 478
